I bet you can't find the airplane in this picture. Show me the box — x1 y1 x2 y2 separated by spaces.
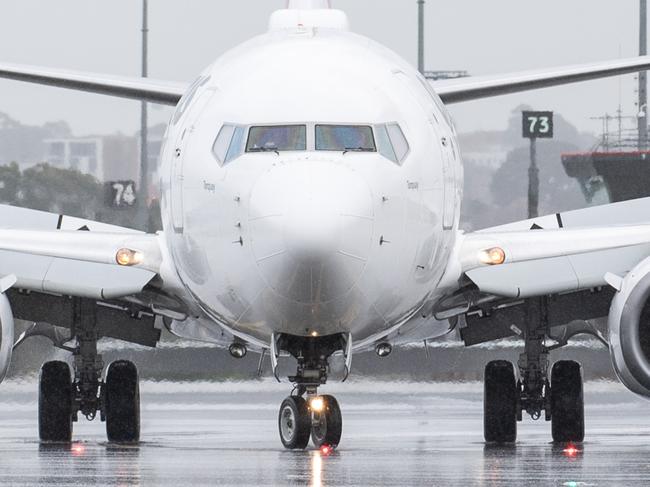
1 0 650 449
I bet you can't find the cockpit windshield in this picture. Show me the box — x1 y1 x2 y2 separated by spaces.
214 122 408 166
246 125 307 152
315 125 376 152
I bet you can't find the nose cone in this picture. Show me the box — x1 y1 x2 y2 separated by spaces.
249 161 374 304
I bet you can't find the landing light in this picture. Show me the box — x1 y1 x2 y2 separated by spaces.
478 247 506 266
115 248 143 266
310 396 324 412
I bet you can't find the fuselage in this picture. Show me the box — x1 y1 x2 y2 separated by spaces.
159 8 463 349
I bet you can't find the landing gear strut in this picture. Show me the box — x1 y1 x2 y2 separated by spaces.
37 298 141 443
483 298 585 444
275 333 347 450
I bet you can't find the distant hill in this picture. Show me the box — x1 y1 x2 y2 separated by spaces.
459 106 598 231
0 112 72 167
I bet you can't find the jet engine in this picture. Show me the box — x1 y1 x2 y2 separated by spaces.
608 256 650 398
0 275 16 384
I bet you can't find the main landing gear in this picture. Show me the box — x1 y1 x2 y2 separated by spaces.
37 299 141 443
482 298 585 444
274 333 348 450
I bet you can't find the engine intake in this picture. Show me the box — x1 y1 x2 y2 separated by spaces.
608 257 650 397
0 274 16 384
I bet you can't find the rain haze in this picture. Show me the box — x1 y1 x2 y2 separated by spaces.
0 1 650 485
0 1 642 135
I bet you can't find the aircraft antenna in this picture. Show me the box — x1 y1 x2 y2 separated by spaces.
286 0 331 9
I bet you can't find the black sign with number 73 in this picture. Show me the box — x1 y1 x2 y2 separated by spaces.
522 111 554 139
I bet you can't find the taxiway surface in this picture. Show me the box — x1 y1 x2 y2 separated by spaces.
0 379 647 486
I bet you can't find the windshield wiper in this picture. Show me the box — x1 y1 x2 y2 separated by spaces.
343 147 375 154
248 147 280 155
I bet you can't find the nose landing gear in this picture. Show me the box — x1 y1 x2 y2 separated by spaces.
278 393 343 450
274 333 348 450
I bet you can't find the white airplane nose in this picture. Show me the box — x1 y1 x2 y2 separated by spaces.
249 161 374 304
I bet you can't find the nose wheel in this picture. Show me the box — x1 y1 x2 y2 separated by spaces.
279 396 311 449
278 394 343 450
310 395 342 448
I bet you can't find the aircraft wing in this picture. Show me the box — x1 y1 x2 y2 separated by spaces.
0 204 161 300
433 56 650 104
456 198 650 299
0 62 186 105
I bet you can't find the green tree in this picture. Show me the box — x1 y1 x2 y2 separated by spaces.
19 163 101 219
0 162 21 204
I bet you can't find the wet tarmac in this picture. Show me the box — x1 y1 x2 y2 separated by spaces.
0 379 648 486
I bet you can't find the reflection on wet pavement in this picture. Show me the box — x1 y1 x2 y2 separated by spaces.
0 379 648 486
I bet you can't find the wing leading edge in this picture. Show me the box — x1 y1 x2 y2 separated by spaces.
433 56 650 104
0 63 186 105
457 198 650 299
0 204 161 300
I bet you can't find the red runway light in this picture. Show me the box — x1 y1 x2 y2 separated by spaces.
320 445 332 455
70 443 85 456
562 444 580 457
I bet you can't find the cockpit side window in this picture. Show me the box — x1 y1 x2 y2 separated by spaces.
173 75 210 126
386 123 410 162
212 124 246 165
315 125 376 152
246 125 307 152
375 125 397 163
374 123 410 165
213 125 236 164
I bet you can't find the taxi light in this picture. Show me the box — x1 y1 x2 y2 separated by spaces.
310 397 324 412
116 248 143 266
478 247 506 266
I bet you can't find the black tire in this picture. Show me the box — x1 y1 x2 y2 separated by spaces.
39 361 73 443
278 396 311 449
484 360 517 444
311 395 342 448
551 360 584 443
105 360 140 443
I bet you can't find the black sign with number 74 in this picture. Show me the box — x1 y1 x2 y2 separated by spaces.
105 180 137 209
522 111 554 139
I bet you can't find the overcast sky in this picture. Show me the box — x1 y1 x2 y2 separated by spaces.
0 1 642 140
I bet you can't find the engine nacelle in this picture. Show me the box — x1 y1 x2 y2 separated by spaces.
0 275 16 384
608 256 650 398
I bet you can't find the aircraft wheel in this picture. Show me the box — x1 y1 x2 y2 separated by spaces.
551 360 584 443
39 361 73 443
105 360 140 443
279 396 311 449
484 360 517 444
311 395 342 448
